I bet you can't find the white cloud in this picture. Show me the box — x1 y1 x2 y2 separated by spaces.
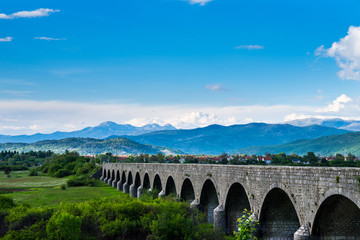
316 26 360 80
317 94 352 112
205 83 226 91
235 45 264 50
0 8 59 19
0 37 13 42
188 0 212 6
34 37 65 41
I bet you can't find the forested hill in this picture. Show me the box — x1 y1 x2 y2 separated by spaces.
0 137 182 155
239 132 360 156
120 123 349 154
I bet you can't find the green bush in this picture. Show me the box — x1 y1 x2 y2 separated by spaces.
0 196 15 209
2 220 48 240
53 169 72 178
46 212 82 240
28 168 38 176
67 175 95 187
5 205 53 231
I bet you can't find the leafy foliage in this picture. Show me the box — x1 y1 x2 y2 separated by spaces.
234 209 258 240
0 193 223 240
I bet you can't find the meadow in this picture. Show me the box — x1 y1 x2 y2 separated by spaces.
0 171 120 207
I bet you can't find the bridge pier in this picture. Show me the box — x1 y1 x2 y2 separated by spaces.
112 179 117 188
107 177 113 186
294 225 310 240
103 177 108 183
137 186 143 199
190 199 200 210
123 182 129 194
100 175 104 181
116 180 122 191
214 205 226 233
158 190 165 198
129 183 136 198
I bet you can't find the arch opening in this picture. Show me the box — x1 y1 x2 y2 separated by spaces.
143 173 150 190
312 194 360 239
115 170 120 182
107 169 111 179
153 174 162 195
225 183 251 234
180 178 195 203
125 172 133 193
119 171 126 191
259 188 299 239
165 176 177 196
111 170 115 182
200 179 219 224
133 172 141 197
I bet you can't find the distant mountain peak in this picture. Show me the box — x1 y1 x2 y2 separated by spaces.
98 121 117 127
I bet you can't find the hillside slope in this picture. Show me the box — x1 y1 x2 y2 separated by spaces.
239 132 360 156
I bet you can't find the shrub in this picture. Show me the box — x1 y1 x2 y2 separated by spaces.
0 196 15 209
234 209 258 240
1 220 48 240
46 212 82 240
28 168 38 176
5 205 53 231
67 176 95 187
53 169 71 178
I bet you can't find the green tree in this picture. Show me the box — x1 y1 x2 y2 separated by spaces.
46 212 82 240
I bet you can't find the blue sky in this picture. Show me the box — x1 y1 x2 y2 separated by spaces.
1 0 360 134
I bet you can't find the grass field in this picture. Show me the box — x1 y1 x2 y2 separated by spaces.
0 171 121 207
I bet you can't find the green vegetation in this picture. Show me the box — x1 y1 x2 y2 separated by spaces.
0 190 226 239
234 210 258 240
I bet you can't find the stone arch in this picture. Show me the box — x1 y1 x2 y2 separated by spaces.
312 194 360 239
259 187 300 239
225 182 251 234
131 172 141 198
118 170 126 191
200 179 219 224
165 175 177 196
116 170 120 181
143 173 150 189
153 174 162 195
125 171 133 193
107 169 111 182
180 178 195 203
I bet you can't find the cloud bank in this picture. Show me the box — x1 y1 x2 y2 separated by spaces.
0 94 359 135
0 8 59 19
316 26 360 80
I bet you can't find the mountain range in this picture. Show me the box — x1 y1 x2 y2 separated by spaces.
0 118 358 155
240 131 360 156
285 118 360 132
0 137 182 156
0 122 176 144
119 123 349 154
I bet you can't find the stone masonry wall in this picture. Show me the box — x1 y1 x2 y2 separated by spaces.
102 163 360 235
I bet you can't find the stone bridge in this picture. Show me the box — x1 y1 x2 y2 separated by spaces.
100 163 360 239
